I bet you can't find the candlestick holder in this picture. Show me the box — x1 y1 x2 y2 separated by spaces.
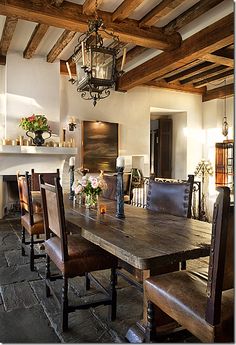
116 166 125 219
69 165 75 200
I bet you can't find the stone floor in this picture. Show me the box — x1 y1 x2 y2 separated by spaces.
0 216 208 343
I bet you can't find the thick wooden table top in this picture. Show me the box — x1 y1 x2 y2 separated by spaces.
64 198 212 270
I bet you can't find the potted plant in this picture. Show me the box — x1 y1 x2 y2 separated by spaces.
19 114 51 146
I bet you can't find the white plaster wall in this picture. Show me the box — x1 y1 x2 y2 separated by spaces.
171 112 187 179
60 76 203 177
0 65 6 137
4 53 60 139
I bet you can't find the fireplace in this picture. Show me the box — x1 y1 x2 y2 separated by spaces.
2 175 20 216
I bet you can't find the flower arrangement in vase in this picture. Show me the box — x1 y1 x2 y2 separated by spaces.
19 114 51 146
72 174 107 208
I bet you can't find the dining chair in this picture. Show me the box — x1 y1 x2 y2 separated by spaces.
31 168 60 191
17 171 45 271
102 173 132 203
144 187 234 343
39 175 118 332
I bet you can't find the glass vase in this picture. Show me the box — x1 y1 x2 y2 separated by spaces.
85 194 98 208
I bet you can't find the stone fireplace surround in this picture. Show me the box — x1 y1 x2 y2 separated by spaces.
0 146 77 218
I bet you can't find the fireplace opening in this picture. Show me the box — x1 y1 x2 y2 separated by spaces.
3 175 20 218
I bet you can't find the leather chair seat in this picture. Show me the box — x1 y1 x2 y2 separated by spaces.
21 213 44 235
145 270 234 342
45 234 118 278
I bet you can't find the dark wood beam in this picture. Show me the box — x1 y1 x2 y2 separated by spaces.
194 69 233 87
202 83 234 101
158 60 201 80
139 0 186 28
164 0 224 34
118 13 234 91
49 0 64 6
83 0 103 15
165 61 214 82
0 54 6 65
47 30 76 63
199 53 233 68
145 80 206 95
23 23 49 59
112 0 144 22
0 0 181 51
180 65 230 85
0 16 18 55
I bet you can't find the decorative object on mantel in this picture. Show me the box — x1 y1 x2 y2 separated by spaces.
66 0 125 106
222 79 229 138
194 159 213 222
116 156 125 219
72 173 107 208
69 156 75 200
19 114 51 146
68 117 77 131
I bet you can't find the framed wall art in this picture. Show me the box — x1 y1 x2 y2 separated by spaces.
82 120 118 173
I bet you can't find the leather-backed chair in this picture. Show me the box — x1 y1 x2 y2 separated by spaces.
40 176 118 332
31 168 60 191
102 173 132 203
145 187 234 343
17 171 45 271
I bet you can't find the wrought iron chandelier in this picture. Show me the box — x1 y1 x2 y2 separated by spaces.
222 80 229 137
66 2 125 106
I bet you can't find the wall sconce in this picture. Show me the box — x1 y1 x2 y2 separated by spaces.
68 117 76 131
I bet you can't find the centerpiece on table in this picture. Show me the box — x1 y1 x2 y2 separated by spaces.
19 114 51 146
72 173 107 208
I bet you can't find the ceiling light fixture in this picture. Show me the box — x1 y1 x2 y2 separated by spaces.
222 79 229 137
66 0 125 106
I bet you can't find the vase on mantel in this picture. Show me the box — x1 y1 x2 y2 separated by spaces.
85 194 98 209
26 130 51 146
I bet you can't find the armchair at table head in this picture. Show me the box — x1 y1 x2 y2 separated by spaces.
147 179 193 218
16 171 45 271
39 175 118 332
144 187 234 343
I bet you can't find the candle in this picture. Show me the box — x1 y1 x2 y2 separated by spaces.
81 41 85 66
62 128 66 142
69 156 75 166
120 47 127 71
66 61 72 79
100 204 106 214
116 156 125 168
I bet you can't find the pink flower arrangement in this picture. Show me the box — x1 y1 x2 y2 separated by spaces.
72 175 107 197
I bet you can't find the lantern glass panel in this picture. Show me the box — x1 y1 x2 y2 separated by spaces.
91 49 114 81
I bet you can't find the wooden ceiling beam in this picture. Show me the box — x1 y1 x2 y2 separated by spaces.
164 0 224 34
118 13 234 91
139 0 186 28
23 23 49 59
60 59 76 76
202 83 234 101
47 29 76 63
145 79 206 95
165 61 214 82
181 65 231 85
199 53 234 68
194 69 233 88
0 16 18 55
0 0 181 51
83 0 103 15
49 0 65 6
112 0 144 22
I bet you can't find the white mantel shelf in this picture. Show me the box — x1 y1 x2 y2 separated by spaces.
0 145 78 155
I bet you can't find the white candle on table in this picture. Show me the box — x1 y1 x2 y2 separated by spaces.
69 157 75 166
66 62 72 79
116 156 125 168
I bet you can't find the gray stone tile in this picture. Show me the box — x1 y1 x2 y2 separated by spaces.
0 264 40 285
4 249 30 266
1 281 38 311
0 230 20 252
0 293 4 312
0 253 7 268
0 305 60 343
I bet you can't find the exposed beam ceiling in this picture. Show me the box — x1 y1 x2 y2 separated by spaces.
112 0 144 22
193 69 233 87
145 80 206 95
199 53 233 68
47 29 76 62
83 0 103 15
118 13 234 91
0 16 18 56
23 23 49 59
202 83 234 101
